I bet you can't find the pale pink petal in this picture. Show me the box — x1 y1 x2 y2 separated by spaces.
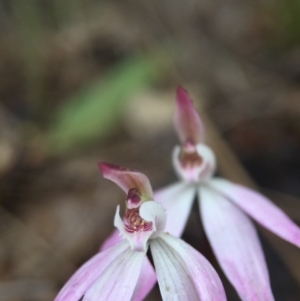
151 233 226 301
99 162 153 199
151 238 200 301
100 229 157 301
174 86 205 144
154 182 196 236
209 178 300 248
199 186 274 301
55 240 130 301
83 247 146 301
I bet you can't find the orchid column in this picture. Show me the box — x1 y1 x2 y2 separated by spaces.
55 163 227 301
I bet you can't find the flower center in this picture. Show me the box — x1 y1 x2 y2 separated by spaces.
124 208 153 233
179 140 203 168
124 188 153 233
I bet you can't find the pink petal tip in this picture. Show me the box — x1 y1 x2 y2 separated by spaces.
174 86 205 144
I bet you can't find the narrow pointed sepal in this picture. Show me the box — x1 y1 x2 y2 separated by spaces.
150 233 227 301
199 186 274 301
209 178 300 248
174 87 205 144
99 162 153 200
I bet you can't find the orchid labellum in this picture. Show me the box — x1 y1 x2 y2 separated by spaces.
55 163 227 301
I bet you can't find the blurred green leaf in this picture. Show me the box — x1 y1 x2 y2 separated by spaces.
46 53 165 155
268 0 300 48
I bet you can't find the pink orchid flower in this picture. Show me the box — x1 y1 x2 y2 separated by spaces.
55 163 227 301
153 87 300 301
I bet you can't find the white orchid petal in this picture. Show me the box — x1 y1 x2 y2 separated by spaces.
151 234 226 301
196 144 216 177
83 248 146 301
209 178 300 248
150 238 200 301
114 205 126 239
139 201 166 235
55 241 130 301
152 233 227 301
154 182 195 236
199 186 274 301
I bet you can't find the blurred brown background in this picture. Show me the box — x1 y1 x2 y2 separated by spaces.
0 0 300 300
